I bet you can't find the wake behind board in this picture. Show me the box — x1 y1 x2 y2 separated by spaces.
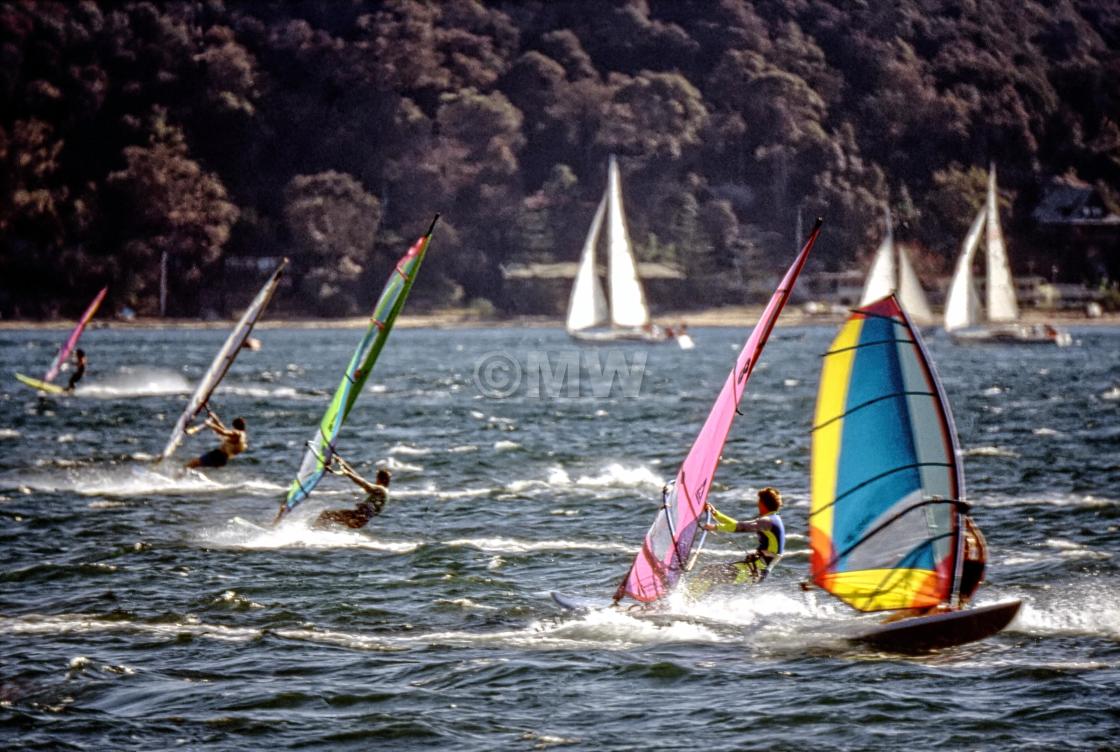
15 373 66 395
853 599 1022 653
550 591 731 629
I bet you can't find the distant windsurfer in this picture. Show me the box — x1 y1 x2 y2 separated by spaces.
687 487 786 597
313 457 391 530
185 410 247 468
65 349 87 392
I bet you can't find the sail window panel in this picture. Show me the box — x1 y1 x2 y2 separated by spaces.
837 490 937 572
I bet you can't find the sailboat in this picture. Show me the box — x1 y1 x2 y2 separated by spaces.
551 219 823 612
275 216 437 522
859 208 934 324
809 294 1021 651
566 156 674 345
15 286 109 394
159 260 287 462
943 165 1071 345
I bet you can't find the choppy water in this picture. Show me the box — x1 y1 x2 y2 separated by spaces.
1 323 1118 750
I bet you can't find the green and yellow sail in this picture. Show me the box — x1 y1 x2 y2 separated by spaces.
278 216 438 520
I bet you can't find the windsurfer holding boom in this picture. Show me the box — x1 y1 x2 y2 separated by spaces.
312 456 391 530
686 487 786 598
65 349 87 392
185 407 248 468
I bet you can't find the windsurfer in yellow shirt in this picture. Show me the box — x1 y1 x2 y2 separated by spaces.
686 487 786 598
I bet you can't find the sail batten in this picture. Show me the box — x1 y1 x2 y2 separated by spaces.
44 286 108 383
161 261 287 462
811 295 962 612
279 218 437 518
615 219 823 604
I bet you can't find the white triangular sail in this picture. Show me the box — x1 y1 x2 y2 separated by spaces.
944 207 985 332
161 260 287 461
985 165 1019 322
605 156 651 329
896 243 934 324
565 194 609 332
859 208 895 306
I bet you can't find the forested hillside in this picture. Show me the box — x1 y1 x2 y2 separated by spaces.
2 0 1117 317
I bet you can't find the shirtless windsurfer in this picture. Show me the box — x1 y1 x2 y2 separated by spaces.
313 458 391 530
186 410 248 468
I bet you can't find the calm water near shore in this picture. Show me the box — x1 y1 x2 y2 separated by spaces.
1 324 1118 750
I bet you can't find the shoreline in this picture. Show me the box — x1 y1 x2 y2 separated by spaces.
0 306 1116 330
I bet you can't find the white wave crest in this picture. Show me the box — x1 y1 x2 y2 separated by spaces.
444 536 632 555
389 444 431 456
76 368 191 397
200 515 421 553
575 463 663 489
964 446 1019 458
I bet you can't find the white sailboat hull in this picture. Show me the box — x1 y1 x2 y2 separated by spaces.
568 326 668 343
950 323 1072 346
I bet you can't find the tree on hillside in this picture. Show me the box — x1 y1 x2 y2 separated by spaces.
284 170 381 316
104 108 238 315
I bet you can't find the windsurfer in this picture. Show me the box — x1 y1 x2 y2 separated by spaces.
65 349 87 392
186 411 247 468
958 515 988 607
687 487 786 597
879 514 988 623
313 458 390 530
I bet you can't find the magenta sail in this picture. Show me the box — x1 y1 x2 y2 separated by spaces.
44 286 108 383
615 219 823 603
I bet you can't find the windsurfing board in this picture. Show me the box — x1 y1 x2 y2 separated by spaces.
852 599 1022 653
15 373 66 395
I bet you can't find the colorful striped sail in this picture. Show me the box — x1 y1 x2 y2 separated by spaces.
44 286 108 383
614 218 823 603
160 260 287 462
278 216 437 520
809 295 964 612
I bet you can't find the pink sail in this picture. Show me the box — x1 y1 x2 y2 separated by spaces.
44 286 108 383
615 219 823 603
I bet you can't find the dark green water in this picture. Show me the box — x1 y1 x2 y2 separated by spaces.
1 324 1118 750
